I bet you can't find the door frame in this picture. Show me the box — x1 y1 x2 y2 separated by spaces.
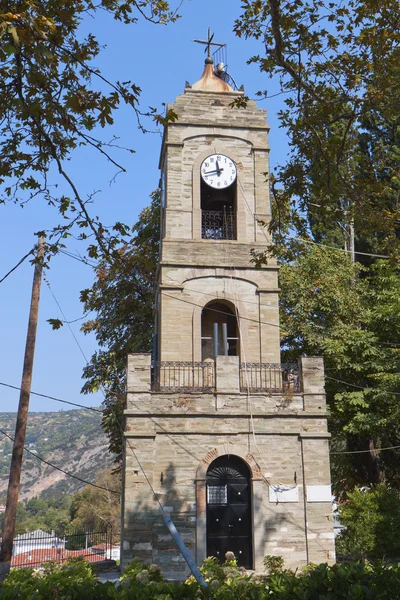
195 448 261 568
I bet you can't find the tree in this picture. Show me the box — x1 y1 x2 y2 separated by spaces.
233 0 400 493
80 189 160 463
69 469 121 535
234 0 400 257
336 484 400 558
0 0 179 261
279 244 400 493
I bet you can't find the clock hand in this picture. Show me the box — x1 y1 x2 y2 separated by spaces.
215 159 221 175
204 168 224 176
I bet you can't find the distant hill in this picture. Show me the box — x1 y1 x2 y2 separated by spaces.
0 409 113 500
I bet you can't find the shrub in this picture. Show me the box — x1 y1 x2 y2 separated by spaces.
263 555 285 575
2 553 400 599
336 484 400 558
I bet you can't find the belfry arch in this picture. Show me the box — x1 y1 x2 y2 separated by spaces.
201 300 239 360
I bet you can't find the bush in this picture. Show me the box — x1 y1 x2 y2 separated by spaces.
336 484 400 558
2 553 400 599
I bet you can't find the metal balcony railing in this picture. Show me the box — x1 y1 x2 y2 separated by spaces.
202 210 236 240
152 361 215 392
240 363 301 393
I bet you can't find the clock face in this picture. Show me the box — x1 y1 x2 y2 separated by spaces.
200 154 237 189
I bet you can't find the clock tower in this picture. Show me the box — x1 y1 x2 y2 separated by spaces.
122 46 335 578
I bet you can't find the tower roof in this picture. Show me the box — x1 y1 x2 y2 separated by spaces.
191 60 233 93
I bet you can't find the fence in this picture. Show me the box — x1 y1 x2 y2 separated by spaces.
202 210 236 240
10 526 113 569
152 361 215 392
240 363 301 393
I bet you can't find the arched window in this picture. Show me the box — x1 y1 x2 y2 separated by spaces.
201 301 239 360
206 455 253 568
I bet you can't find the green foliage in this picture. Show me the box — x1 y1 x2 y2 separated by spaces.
120 557 164 585
235 0 400 258
0 409 113 507
0 557 97 599
4 556 400 599
337 484 400 558
278 245 400 493
263 555 284 575
81 189 160 464
69 469 121 536
0 0 180 261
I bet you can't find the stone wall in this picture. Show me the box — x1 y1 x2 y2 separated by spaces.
121 355 335 578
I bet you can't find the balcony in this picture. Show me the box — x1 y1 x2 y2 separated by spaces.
201 210 236 240
152 361 215 393
150 360 301 394
240 363 301 393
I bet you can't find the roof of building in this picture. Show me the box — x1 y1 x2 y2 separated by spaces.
11 547 103 567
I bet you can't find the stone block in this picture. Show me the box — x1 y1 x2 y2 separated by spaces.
127 354 152 392
215 355 240 392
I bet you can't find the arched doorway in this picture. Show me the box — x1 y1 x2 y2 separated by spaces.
206 455 253 568
201 301 239 360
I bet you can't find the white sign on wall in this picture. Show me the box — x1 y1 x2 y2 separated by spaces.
306 485 332 502
269 485 299 503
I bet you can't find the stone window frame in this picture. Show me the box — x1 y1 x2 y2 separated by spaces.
186 287 250 362
191 143 252 242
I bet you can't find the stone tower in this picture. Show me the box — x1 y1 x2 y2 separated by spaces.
121 55 335 577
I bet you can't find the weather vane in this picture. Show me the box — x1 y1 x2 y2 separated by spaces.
193 28 225 61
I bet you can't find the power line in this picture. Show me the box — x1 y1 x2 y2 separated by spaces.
0 249 34 284
0 381 102 413
294 237 390 260
44 275 89 365
161 291 284 331
0 428 120 495
326 375 400 398
59 249 97 268
330 445 400 455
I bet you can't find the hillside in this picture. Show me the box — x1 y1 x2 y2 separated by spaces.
0 409 113 500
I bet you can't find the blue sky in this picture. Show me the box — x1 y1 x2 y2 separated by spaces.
0 0 289 413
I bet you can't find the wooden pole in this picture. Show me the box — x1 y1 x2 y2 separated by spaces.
0 237 45 580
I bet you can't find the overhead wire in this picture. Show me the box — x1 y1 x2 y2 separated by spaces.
235 176 336 558
330 444 400 455
57 222 399 350
0 381 102 413
0 248 35 284
44 274 89 364
0 428 120 495
293 237 390 260
5 376 400 461
43 279 170 521
325 375 400 398
33 169 398 549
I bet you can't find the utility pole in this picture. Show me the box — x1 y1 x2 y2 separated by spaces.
349 218 355 264
0 237 45 581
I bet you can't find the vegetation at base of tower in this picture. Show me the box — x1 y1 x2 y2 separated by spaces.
278 246 400 494
3 555 400 598
0 1 179 262
80 190 160 465
336 484 400 559
234 0 400 259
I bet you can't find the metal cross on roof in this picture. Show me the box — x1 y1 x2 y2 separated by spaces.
193 27 225 59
